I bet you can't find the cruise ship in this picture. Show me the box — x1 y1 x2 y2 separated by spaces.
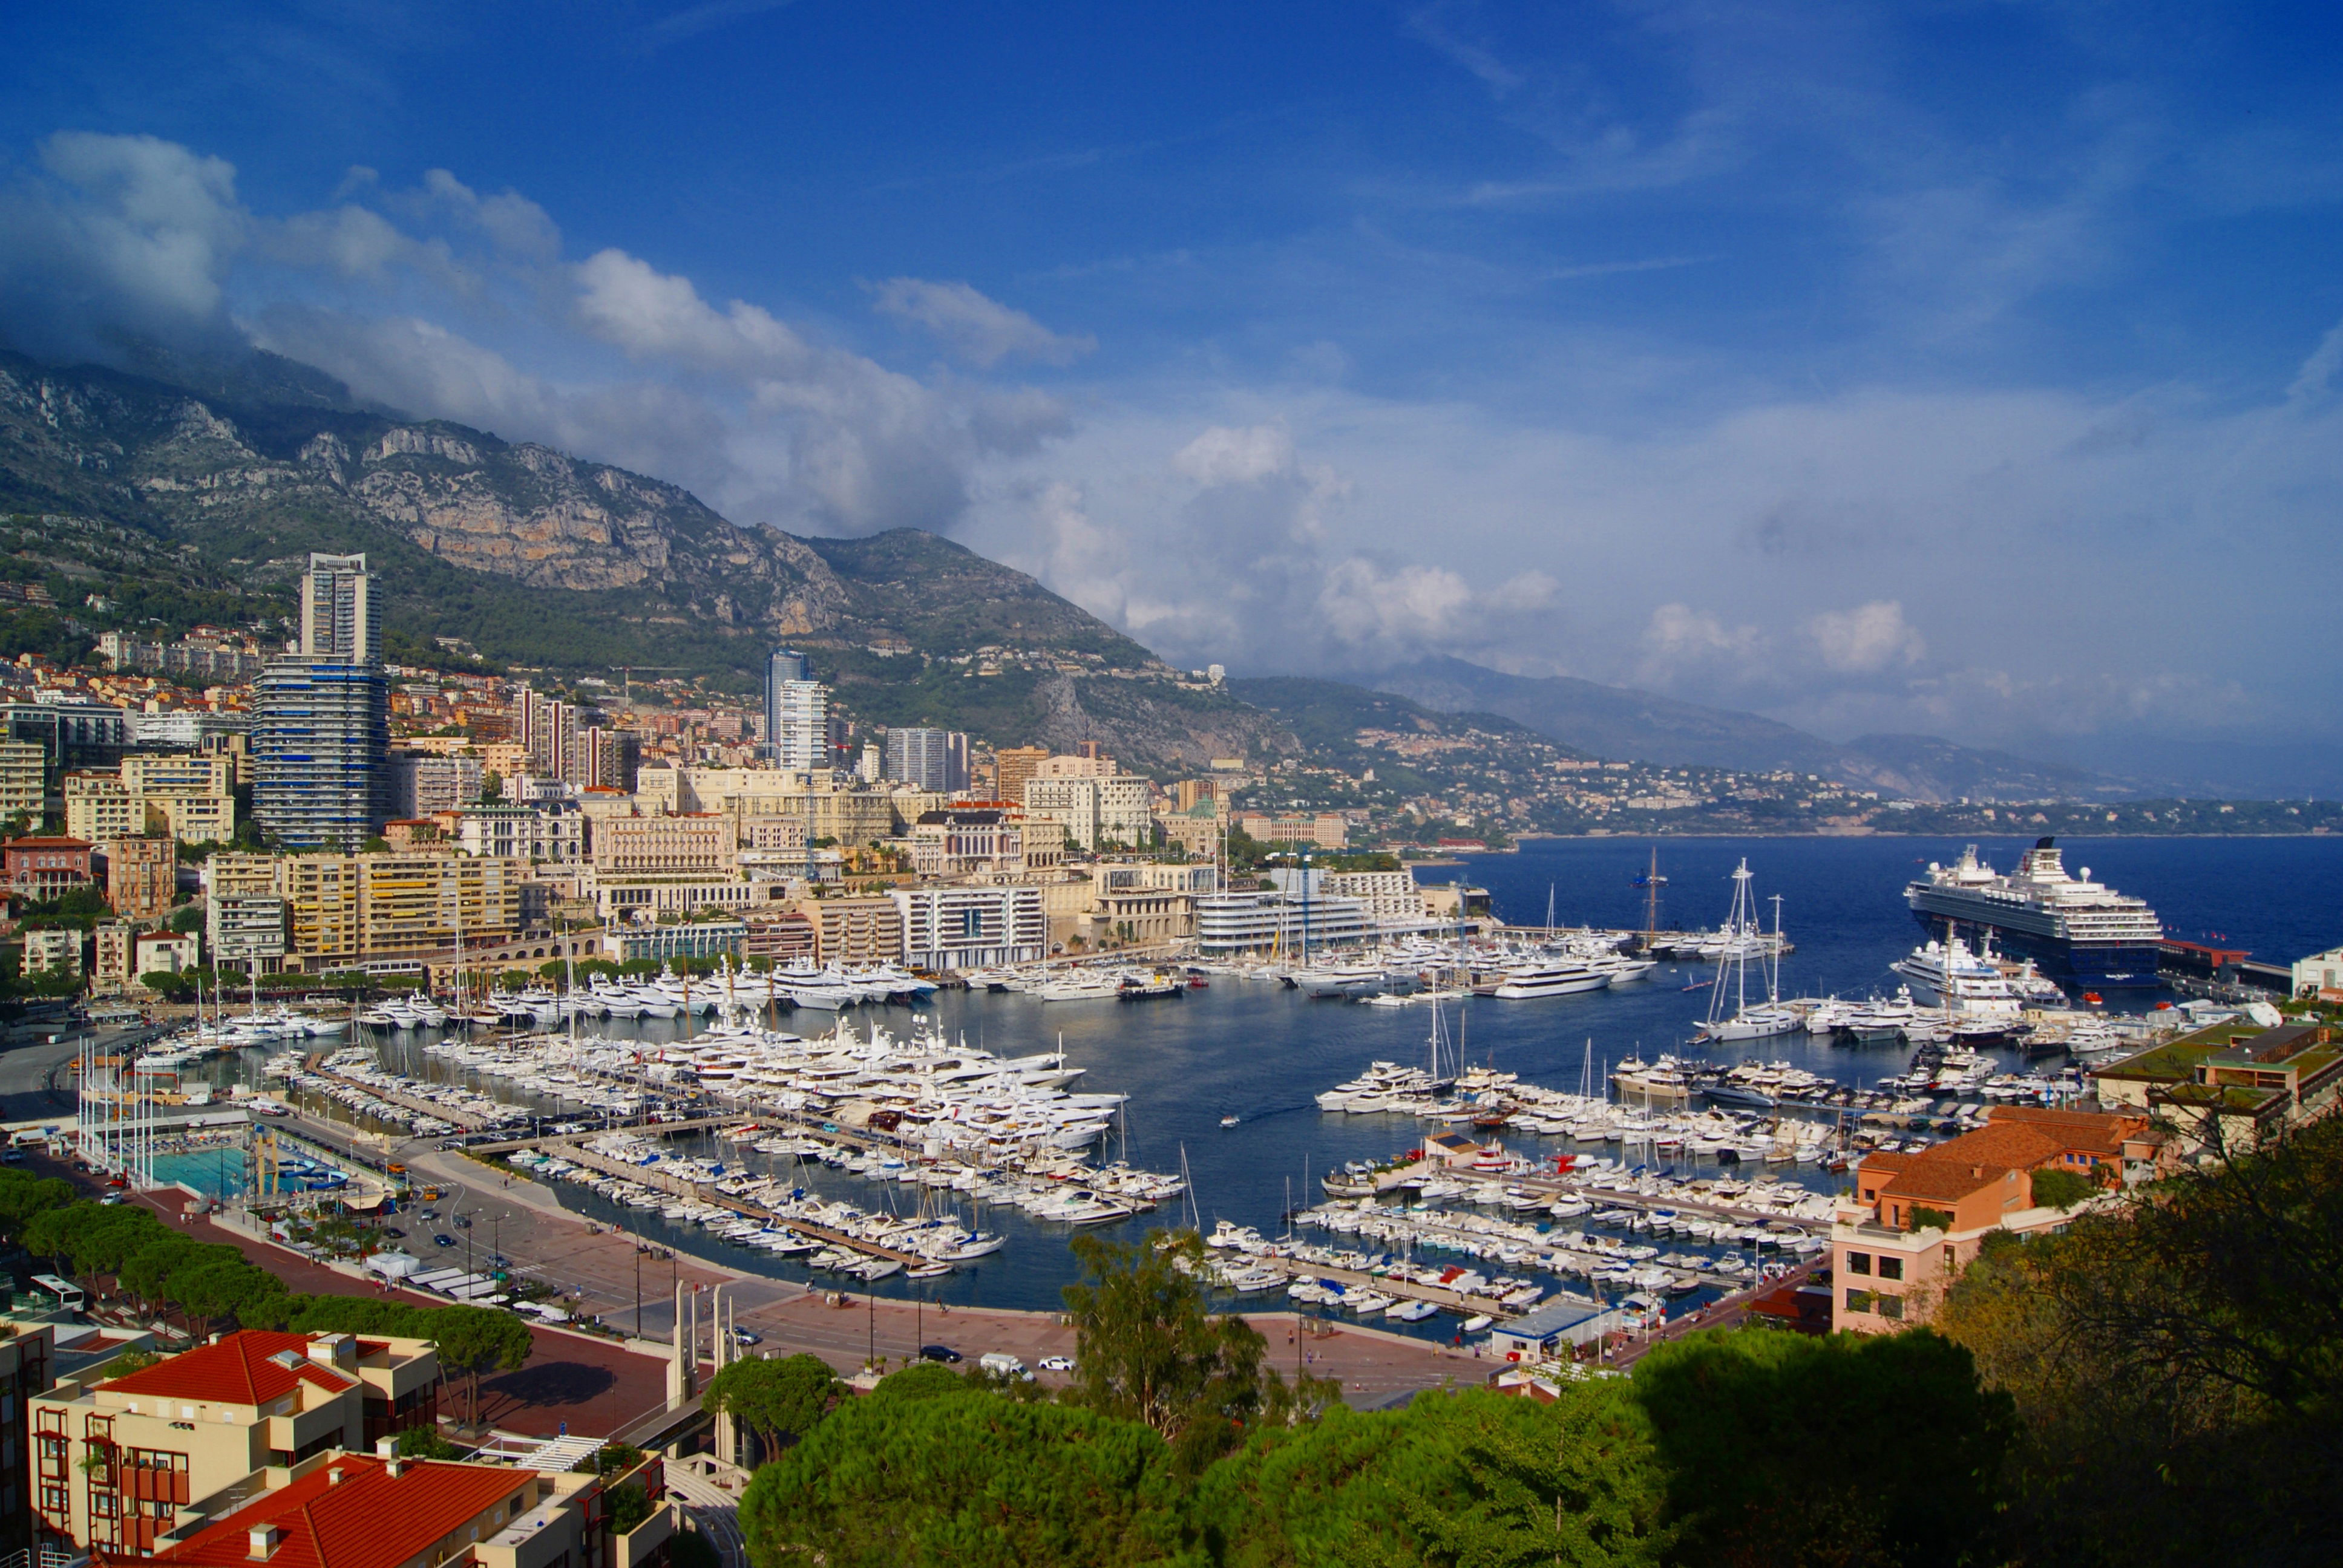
1905 839 2163 990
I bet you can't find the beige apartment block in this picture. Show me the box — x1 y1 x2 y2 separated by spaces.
592 812 735 877
0 738 45 823
64 755 234 844
798 893 905 964
33 1330 437 1556
105 835 177 923
92 920 134 994
209 853 525 969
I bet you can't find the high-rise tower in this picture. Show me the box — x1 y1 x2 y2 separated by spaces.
297 553 381 662
762 648 813 762
254 554 389 849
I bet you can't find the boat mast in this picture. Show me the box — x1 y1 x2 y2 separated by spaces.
1767 893 1783 1005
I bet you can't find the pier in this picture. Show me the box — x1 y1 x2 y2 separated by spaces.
528 1135 925 1268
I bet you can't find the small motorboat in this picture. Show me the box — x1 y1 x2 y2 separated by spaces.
1219 1114 1239 1128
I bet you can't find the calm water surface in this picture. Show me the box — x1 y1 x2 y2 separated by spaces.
205 835 2343 1327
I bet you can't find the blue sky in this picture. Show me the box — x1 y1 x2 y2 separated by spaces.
4 2 2342 783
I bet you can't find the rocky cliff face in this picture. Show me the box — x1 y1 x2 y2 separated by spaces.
0 352 1130 660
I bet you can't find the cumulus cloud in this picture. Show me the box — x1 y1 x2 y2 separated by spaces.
868 277 1094 367
1173 423 1294 485
573 248 811 373
1806 599 1925 672
0 129 1087 541
0 131 248 357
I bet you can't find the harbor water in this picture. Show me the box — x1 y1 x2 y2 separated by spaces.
205 834 2343 1331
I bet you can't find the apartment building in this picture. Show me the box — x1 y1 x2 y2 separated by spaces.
453 804 585 866
388 751 483 818
32 1331 437 1555
1023 773 1153 852
894 884 1046 970
0 739 48 823
93 921 135 995
992 745 1050 806
1830 1105 2161 1334
104 835 177 923
799 894 905 965
206 854 524 970
0 1322 54 1556
207 893 286 973
22 928 80 978
4 837 93 897
592 813 734 878
908 806 1024 877
2091 1019 2343 1155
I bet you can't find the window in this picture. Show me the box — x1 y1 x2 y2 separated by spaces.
1878 1256 1904 1282
1878 1295 1904 1322
1845 1289 1874 1313
1845 1252 1872 1276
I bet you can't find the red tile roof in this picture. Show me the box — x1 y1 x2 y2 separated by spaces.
147 1455 528 1568
102 1332 355 1405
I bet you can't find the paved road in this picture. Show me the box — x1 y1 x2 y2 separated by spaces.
264 1100 1481 1409
0 1023 169 1126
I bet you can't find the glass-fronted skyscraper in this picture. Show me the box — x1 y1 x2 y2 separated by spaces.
254 555 389 849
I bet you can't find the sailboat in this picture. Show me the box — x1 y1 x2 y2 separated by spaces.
1695 863 1799 1044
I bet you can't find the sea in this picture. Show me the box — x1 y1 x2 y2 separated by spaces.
177 834 2343 1334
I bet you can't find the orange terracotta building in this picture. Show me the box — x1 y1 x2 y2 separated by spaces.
1830 1104 2166 1333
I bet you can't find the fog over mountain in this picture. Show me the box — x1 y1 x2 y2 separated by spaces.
3 4 2340 792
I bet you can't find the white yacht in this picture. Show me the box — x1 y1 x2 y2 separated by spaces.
1490 958 1611 999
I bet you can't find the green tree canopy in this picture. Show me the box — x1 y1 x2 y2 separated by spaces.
430 1304 534 1426
1060 1228 1324 1472
1195 1384 1671 1568
703 1353 844 1461
1630 1328 2013 1568
739 1388 1182 1568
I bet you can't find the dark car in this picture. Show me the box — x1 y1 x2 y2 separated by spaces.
433 1233 457 1247
453 1215 473 1228
918 1345 962 1364
381 1227 405 1240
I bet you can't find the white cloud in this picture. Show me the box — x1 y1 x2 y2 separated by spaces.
868 277 1094 367
1805 599 1925 673
1172 423 1293 485
2289 316 2343 403
0 132 248 354
572 248 811 374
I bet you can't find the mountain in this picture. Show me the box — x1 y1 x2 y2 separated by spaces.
1367 655 2133 803
0 349 1292 773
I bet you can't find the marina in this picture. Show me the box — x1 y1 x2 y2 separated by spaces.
85 833 2343 1344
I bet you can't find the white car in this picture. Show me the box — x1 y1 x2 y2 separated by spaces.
1037 1355 1075 1373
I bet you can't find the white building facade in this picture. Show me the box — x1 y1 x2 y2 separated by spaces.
893 884 1047 970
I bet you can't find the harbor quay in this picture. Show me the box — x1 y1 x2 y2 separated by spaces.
249 1106 1481 1417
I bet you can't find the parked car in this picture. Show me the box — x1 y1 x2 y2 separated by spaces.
918 1345 962 1364
1037 1355 1075 1373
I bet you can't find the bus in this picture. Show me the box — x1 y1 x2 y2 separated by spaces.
30 1274 84 1313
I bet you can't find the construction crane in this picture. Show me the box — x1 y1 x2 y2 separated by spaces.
608 665 688 704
